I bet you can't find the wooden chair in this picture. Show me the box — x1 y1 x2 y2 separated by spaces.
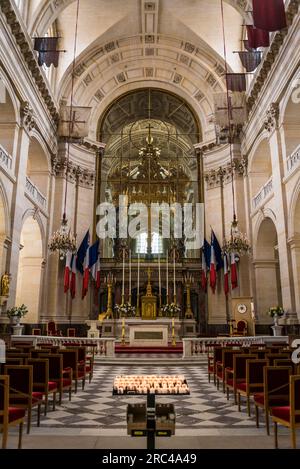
216 349 241 393
237 359 268 416
41 354 72 405
47 321 61 337
266 353 291 366
67 328 76 337
225 354 257 404
207 346 222 384
60 349 85 393
32 328 41 336
274 358 300 374
0 375 26 449
26 359 58 416
254 366 292 435
272 376 300 449
4 365 43 434
233 320 248 336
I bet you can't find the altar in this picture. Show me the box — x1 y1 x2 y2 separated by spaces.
129 324 169 347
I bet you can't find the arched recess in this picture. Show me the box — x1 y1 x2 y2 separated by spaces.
15 216 44 324
26 136 51 208
248 137 273 207
0 77 18 157
289 182 300 315
281 91 300 160
0 182 9 275
254 217 282 322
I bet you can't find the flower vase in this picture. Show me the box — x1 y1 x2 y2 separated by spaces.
273 314 279 326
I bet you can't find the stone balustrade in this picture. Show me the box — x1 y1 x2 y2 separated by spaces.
287 144 300 174
25 176 47 210
182 336 288 357
11 335 116 357
253 177 273 210
0 144 12 171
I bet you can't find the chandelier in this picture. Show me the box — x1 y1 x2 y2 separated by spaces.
223 216 251 257
48 0 80 259
48 214 77 260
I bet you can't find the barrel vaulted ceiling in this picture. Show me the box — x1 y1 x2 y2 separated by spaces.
21 0 252 141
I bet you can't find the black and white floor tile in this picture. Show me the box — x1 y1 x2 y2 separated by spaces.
32 362 268 436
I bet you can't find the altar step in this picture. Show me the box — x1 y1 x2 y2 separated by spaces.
115 343 183 354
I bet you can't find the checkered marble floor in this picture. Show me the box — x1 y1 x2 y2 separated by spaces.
36 363 263 433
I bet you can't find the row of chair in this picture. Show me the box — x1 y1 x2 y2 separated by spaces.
207 344 300 448
0 344 95 449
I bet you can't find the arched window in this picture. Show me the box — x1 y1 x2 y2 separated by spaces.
151 232 163 254
135 232 163 255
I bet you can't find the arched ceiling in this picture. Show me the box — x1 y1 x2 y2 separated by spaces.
25 0 251 142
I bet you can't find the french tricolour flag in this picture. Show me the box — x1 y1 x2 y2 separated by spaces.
210 236 217 293
64 251 72 293
224 253 229 297
82 249 90 300
201 251 207 292
89 240 100 291
70 254 76 299
231 252 238 290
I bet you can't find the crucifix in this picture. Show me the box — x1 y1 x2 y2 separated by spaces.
61 109 87 135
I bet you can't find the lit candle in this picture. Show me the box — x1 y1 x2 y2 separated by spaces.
137 253 140 298
173 249 176 299
129 249 131 304
122 248 125 302
158 254 161 298
166 249 169 302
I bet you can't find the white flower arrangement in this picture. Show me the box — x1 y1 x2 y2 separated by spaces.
115 303 136 317
161 303 181 317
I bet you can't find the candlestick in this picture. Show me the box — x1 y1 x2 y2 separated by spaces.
173 249 176 304
166 249 169 304
158 254 162 316
122 248 125 305
129 250 132 305
136 253 140 317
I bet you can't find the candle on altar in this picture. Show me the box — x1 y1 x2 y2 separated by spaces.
137 253 140 297
166 250 169 302
129 249 132 303
158 254 161 297
122 248 125 302
173 249 176 298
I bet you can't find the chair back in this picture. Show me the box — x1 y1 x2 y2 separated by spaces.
47 321 58 336
274 359 297 373
60 349 78 372
4 357 24 366
41 354 63 381
31 349 51 358
67 328 76 337
266 353 291 366
223 349 241 369
236 320 247 335
234 354 258 379
26 359 49 393
246 359 268 392
214 346 223 364
264 366 292 406
32 329 41 336
3 365 33 405
0 375 9 421
290 376 300 421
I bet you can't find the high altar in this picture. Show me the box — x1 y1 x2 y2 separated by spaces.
141 268 157 320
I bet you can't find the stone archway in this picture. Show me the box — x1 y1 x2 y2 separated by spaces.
254 217 282 323
15 216 43 324
248 138 273 211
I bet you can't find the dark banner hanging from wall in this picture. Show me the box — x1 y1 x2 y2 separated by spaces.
238 51 262 72
34 37 59 67
226 73 247 92
252 0 287 32
246 25 270 49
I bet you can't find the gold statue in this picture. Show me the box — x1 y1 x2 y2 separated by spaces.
0 273 10 297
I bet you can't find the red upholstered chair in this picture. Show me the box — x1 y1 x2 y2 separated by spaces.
4 365 43 434
225 354 258 404
233 320 248 336
272 376 300 449
67 328 76 337
41 354 72 405
47 321 61 337
60 349 85 393
207 346 222 384
237 359 268 417
0 375 26 449
32 328 41 336
254 366 292 435
216 349 241 393
26 359 58 416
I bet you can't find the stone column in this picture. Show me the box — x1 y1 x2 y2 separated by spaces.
289 237 300 321
7 126 30 308
265 104 295 314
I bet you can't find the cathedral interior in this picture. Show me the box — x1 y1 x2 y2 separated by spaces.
0 0 300 453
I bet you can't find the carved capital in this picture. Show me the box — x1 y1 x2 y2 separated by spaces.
21 101 36 132
264 103 280 132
